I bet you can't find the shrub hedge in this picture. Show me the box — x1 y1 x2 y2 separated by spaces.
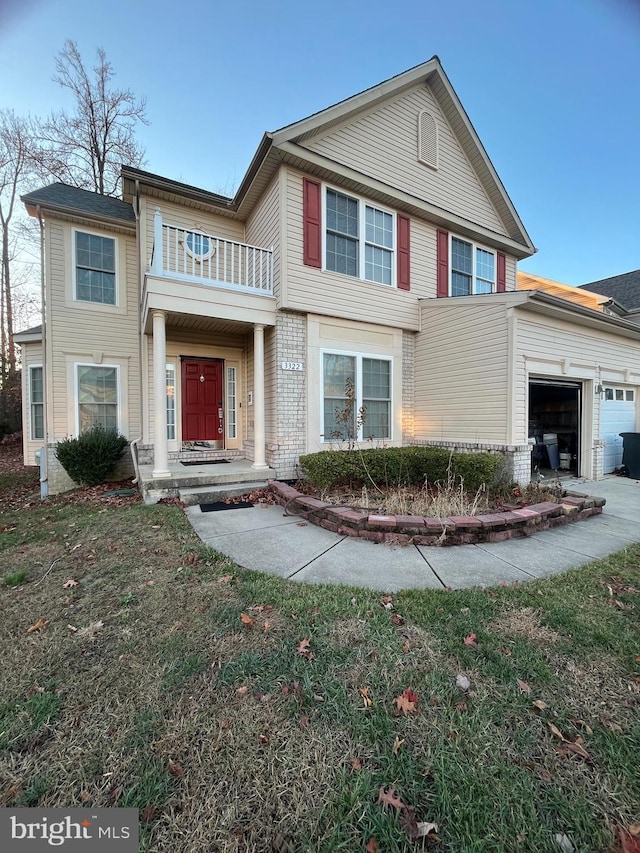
298 446 503 492
56 425 129 486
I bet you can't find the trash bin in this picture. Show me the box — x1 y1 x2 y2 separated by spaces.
620 432 640 479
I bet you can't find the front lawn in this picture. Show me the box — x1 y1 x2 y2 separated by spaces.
0 449 638 851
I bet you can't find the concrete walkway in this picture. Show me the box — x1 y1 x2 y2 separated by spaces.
185 476 640 591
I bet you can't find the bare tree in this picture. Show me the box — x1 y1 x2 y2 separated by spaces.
37 40 148 196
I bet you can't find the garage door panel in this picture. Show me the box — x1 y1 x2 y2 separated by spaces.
601 400 635 473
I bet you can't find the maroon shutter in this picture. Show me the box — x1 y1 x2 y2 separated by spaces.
303 178 321 268
436 229 449 297
397 215 410 291
496 252 506 292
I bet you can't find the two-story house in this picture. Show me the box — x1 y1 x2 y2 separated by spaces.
17 57 640 500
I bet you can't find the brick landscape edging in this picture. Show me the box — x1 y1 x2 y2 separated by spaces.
268 481 605 546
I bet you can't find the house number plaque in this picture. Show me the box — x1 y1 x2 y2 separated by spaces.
281 362 303 371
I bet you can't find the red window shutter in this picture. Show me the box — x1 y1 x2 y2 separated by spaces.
303 178 321 268
497 252 506 292
436 229 449 297
397 215 410 291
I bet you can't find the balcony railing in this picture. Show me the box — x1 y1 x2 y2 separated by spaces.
150 209 273 296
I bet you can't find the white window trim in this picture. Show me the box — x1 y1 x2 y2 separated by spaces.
603 386 635 403
29 364 44 441
226 365 237 441
449 233 496 296
166 362 177 442
74 362 121 435
320 348 393 443
72 227 119 306
322 184 397 288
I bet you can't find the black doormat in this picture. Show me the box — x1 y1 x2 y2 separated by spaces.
199 501 254 512
181 459 231 466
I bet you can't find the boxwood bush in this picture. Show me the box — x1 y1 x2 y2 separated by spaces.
298 446 503 493
56 425 129 486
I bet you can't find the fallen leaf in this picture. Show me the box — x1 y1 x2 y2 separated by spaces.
516 678 532 695
380 595 394 609
455 701 468 712
549 723 567 742
297 638 314 660
27 618 47 634
236 686 249 696
572 719 593 736
217 574 233 584
365 839 378 853
140 805 158 823
416 821 439 839
377 786 407 811
298 715 309 729
533 699 548 711
538 768 552 783
63 579 78 588
456 674 471 691
401 642 411 653
555 832 575 852
313 694 324 702
392 735 405 755
167 760 184 777
359 687 373 708
67 624 78 633
350 757 362 771
463 632 478 647
629 824 640 837
80 789 91 802
240 612 254 627
500 646 512 656
391 612 405 626
263 620 271 632
394 687 418 715
619 828 640 853
564 738 591 761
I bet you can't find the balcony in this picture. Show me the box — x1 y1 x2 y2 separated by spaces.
150 209 273 296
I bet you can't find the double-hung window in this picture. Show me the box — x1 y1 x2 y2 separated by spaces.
451 236 495 295
77 364 119 432
29 366 44 440
75 231 116 304
322 352 391 441
325 189 395 286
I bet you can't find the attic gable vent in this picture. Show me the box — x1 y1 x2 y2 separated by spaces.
418 110 438 169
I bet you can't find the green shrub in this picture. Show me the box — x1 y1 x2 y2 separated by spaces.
298 446 503 492
55 425 128 486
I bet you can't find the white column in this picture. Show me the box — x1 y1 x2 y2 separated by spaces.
151 208 163 276
152 310 171 478
251 323 269 471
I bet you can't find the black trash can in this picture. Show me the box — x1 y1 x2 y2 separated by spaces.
619 432 640 479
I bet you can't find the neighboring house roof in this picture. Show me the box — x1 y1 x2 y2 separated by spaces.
123 57 535 259
21 183 136 226
577 269 640 311
517 271 611 312
15 324 42 343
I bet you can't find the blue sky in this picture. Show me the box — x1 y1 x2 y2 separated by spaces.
1 0 638 285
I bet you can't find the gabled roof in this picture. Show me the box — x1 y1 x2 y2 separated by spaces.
270 57 535 256
21 183 136 226
517 271 611 311
15 324 42 343
123 58 534 257
577 269 640 311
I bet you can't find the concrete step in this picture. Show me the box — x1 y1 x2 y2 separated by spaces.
179 481 271 506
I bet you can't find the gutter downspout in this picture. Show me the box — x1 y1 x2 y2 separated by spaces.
36 205 48 498
130 178 143 485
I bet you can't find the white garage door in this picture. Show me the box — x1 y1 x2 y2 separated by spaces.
601 387 636 473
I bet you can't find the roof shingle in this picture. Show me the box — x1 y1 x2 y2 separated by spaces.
577 269 640 311
21 183 135 224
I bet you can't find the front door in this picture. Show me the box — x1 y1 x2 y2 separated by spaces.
181 358 224 444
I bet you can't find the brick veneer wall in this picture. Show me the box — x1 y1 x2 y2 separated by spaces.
267 312 307 479
268 480 604 546
411 438 533 485
45 443 134 495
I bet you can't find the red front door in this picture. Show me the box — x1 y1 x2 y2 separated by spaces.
181 358 224 442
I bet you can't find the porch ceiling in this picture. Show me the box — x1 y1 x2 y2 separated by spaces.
144 311 254 337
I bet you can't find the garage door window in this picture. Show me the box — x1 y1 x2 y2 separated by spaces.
605 387 635 402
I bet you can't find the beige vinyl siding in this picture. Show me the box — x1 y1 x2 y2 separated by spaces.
283 169 434 331
141 197 246 274
245 173 281 303
513 311 640 444
46 220 140 441
415 300 510 443
302 84 507 236
20 341 44 466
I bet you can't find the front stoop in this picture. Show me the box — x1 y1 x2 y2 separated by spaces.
137 459 275 505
